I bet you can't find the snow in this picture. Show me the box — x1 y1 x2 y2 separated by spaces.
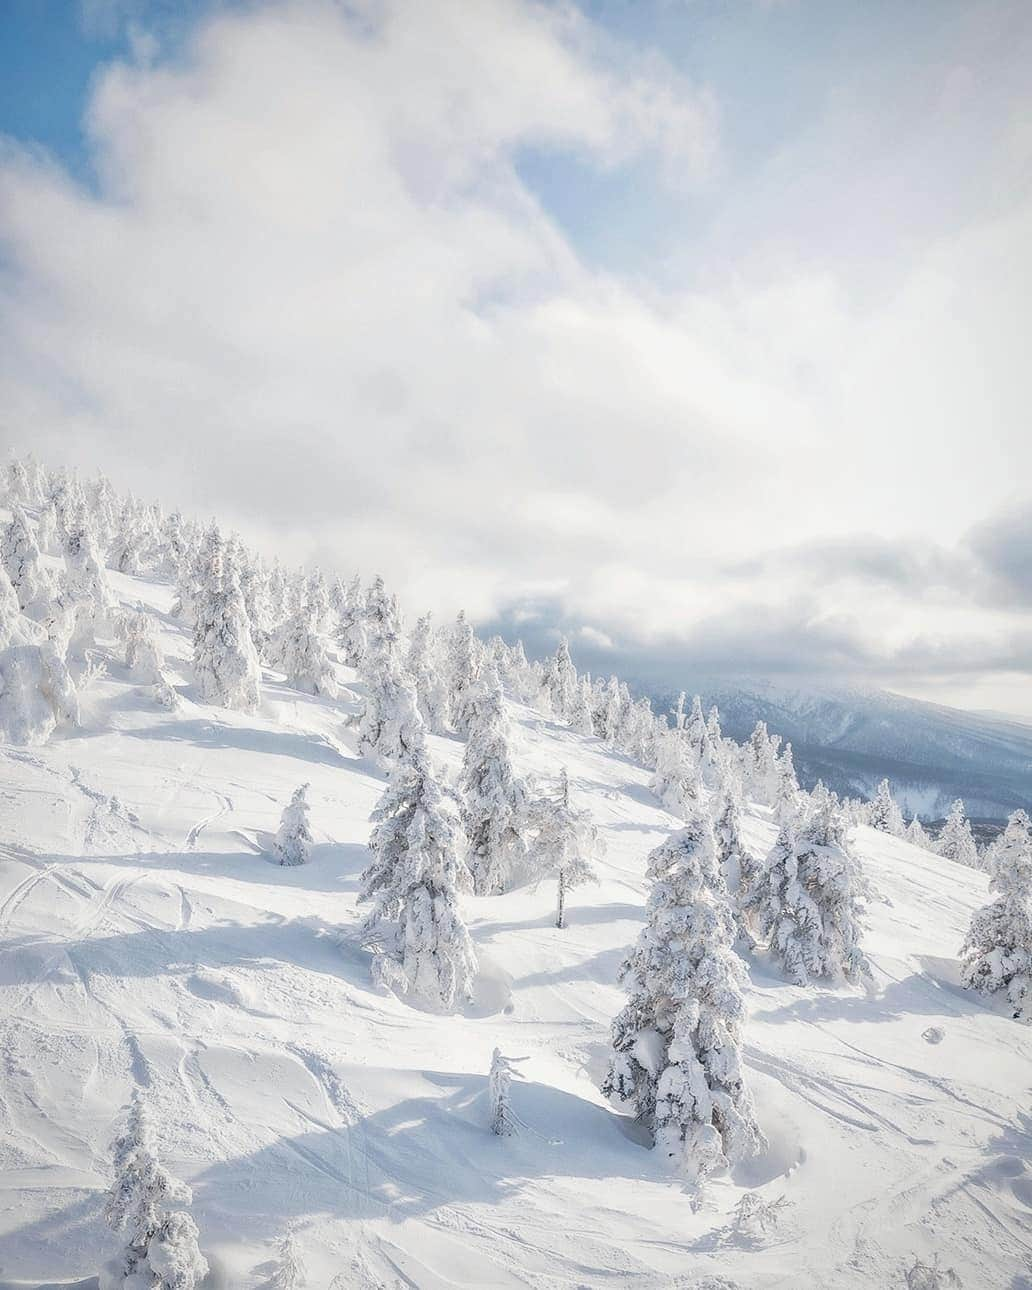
0 568 1031 1287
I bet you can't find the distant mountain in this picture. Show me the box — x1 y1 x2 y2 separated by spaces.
648 676 1032 821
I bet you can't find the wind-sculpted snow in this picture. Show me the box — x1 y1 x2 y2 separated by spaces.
0 569 1030 1287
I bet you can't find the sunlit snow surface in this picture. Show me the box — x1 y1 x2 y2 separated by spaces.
1 568 1030 1288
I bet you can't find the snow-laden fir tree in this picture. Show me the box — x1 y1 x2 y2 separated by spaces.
459 664 528 894
446 610 482 737
651 721 703 820
712 775 759 930
773 743 801 821
746 794 869 986
1 505 51 618
364 575 401 658
743 720 781 805
115 607 166 685
357 646 425 767
489 1047 526 1136
868 777 905 836
274 784 314 867
191 532 261 711
935 799 980 869
0 565 79 745
528 767 602 928
271 1229 307 1290
63 507 115 649
602 811 762 1181
568 674 596 737
407 613 449 734
269 600 338 697
961 809 1032 1019
905 814 932 850
543 638 578 722
359 750 477 1011
100 1091 208 1290
337 574 366 667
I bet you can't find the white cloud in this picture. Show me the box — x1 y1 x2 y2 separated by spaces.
2 0 1031 711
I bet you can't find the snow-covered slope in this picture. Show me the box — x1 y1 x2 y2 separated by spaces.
651 676 1032 822
2 571 1031 1289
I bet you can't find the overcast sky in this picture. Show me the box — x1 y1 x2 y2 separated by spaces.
2 0 1031 714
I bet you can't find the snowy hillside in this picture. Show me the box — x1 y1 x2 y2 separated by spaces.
2 548 1031 1288
651 677 1032 823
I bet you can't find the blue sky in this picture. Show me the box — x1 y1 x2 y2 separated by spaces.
2 0 1031 713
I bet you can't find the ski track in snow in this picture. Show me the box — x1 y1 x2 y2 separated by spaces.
0 568 1030 1287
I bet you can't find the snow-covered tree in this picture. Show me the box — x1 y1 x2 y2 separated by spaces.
489 1047 525 1137
115 608 166 685
773 743 801 822
359 752 477 1011
868 778 905 836
274 784 314 867
712 777 758 929
100 1092 208 1290
459 665 528 895
961 809 1032 1019
651 721 703 820
407 613 449 734
746 796 869 986
0 567 79 745
568 675 596 737
602 813 762 1181
905 815 931 850
1 506 51 617
446 611 482 736
192 533 261 711
337 574 366 667
543 638 578 722
356 647 425 767
528 768 602 928
270 602 338 697
63 508 114 648
270 1229 307 1290
743 721 781 805
364 575 401 659
935 799 980 869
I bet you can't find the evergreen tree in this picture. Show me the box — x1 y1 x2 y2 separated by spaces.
712 776 758 927
356 647 425 767
274 784 314 867
961 809 1032 1019
271 1229 307 1290
359 752 477 1011
543 638 578 722
651 722 703 820
116 607 167 684
744 721 781 806
446 611 481 737
191 531 261 711
868 778 905 836
602 813 762 1181
364 575 401 658
489 1047 525 1136
568 675 596 737
0 566 79 745
337 574 367 667
270 602 338 697
63 507 114 648
407 613 449 734
528 768 601 928
746 797 869 986
936 799 980 868
100 1092 208 1290
459 665 528 894
905 815 932 850
1 505 50 617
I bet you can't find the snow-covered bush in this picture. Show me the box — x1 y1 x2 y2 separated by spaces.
359 753 477 1011
488 1047 525 1136
602 812 762 1181
460 666 529 895
961 809 1032 1019
528 767 602 928
746 796 869 986
935 800 980 869
274 784 314 867
101 1092 208 1290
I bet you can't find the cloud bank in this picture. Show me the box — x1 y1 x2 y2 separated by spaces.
1 0 1031 712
